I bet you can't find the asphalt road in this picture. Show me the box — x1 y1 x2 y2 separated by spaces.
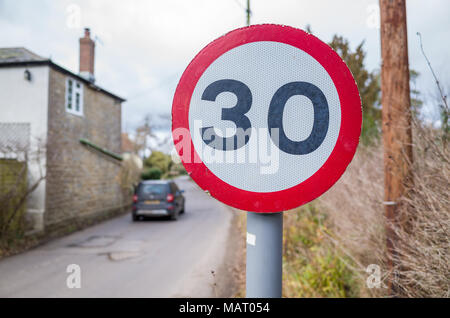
0 176 235 297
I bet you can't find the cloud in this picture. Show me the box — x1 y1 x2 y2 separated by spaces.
1 0 449 132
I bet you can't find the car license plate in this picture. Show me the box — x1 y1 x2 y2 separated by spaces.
139 209 167 215
145 200 160 204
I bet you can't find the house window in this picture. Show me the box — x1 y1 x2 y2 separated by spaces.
65 78 83 116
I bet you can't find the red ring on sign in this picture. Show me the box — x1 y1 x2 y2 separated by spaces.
172 24 361 212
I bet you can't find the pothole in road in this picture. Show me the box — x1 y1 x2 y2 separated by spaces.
101 251 141 261
67 235 120 248
68 236 143 261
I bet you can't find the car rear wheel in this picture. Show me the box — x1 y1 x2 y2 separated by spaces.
170 210 179 221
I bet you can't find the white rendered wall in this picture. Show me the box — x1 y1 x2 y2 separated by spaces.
0 65 49 232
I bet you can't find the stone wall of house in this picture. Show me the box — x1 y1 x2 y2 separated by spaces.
45 68 127 229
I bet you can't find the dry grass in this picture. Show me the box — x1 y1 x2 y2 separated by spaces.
318 144 386 297
283 204 359 297
391 123 450 297
318 122 449 297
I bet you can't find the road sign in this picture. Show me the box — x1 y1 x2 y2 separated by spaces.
172 24 361 212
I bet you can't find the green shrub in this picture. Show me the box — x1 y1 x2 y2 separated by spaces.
0 159 27 242
283 204 359 297
141 167 162 180
143 151 172 173
172 163 187 175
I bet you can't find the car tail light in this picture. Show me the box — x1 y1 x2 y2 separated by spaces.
166 193 174 202
133 194 138 203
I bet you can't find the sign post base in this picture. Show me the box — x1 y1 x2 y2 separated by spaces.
246 211 283 298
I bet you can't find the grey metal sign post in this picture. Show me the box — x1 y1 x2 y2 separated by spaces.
246 212 283 298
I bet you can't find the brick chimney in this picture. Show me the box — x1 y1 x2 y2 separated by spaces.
79 27 95 83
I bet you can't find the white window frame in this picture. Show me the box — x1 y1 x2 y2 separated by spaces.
65 77 84 116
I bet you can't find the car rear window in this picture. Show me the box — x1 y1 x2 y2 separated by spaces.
138 184 168 195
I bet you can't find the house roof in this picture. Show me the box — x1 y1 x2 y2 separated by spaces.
0 47 47 63
0 47 126 102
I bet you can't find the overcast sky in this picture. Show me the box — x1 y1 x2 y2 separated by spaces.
1 0 449 133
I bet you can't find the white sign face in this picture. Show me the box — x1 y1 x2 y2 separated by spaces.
188 41 341 192
172 24 361 212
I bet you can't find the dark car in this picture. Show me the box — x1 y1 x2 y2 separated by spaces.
132 180 185 221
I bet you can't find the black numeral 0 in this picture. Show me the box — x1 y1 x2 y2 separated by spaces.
268 81 329 155
200 80 329 155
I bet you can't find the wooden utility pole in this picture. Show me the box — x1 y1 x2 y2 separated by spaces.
246 0 251 26
379 0 413 296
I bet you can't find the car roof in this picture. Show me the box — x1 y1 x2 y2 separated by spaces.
140 180 172 184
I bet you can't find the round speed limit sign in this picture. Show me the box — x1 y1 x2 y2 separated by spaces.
172 24 361 212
